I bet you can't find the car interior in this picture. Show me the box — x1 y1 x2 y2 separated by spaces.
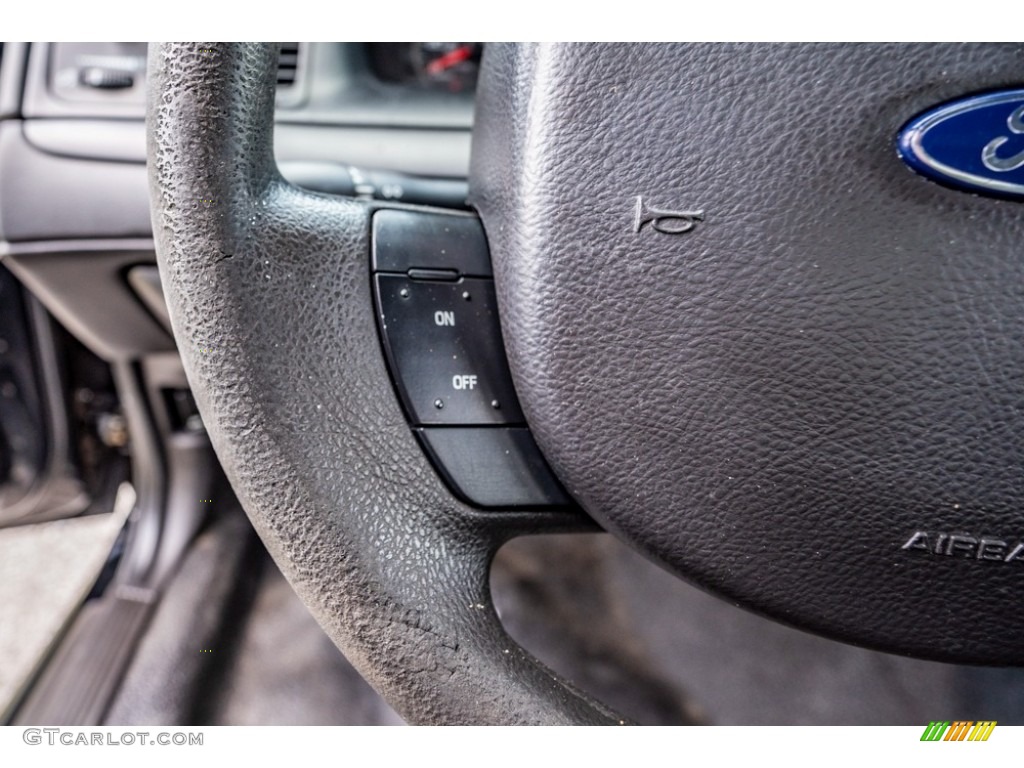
2 42 1024 726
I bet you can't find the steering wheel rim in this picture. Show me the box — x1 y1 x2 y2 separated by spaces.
147 42 623 725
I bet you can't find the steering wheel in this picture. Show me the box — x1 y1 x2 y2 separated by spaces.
147 43 1024 725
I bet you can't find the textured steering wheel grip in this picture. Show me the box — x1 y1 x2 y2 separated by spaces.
146 42 622 725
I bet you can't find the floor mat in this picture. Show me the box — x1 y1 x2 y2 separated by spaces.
0 487 131 716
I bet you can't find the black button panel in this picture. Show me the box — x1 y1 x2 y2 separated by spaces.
372 208 568 508
375 275 524 425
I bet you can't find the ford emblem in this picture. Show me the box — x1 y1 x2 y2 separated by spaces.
897 89 1024 200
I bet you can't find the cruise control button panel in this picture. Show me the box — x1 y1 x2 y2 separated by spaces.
372 208 568 508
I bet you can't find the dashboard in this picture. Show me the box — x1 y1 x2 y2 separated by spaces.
367 42 483 94
7 42 477 227
0 42 479 361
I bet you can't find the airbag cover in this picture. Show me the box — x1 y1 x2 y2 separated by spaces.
470 43 1024 663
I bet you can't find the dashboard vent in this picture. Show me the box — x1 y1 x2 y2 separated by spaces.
277 43 301 87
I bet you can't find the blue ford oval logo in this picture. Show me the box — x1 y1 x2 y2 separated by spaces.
897 90 1024 199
